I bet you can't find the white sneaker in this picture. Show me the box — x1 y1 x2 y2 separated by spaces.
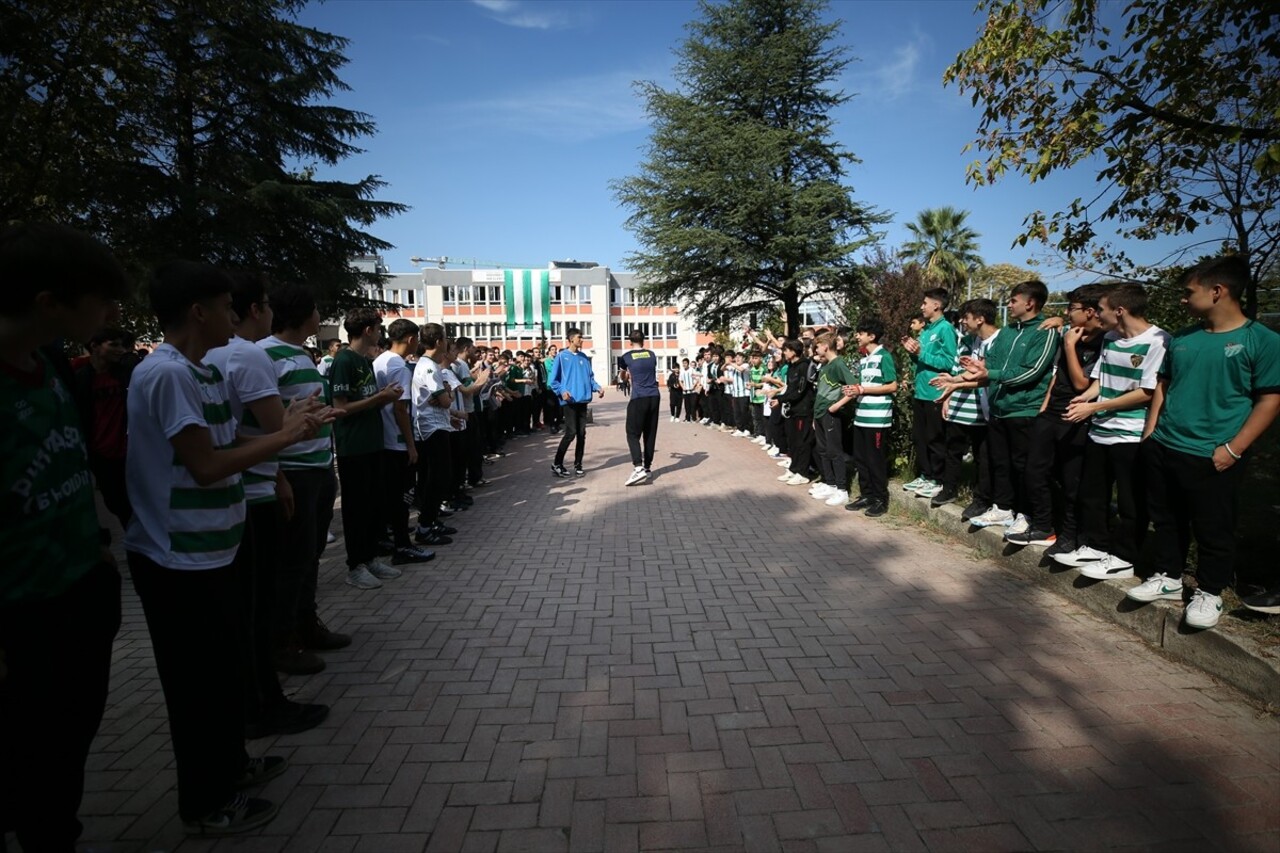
777 459 793 467
346 565 382 589
784 473 810 486
1003 514 1030 537
810 484 834 499
368 559 402 580
1125 573 1184 603
970 506 1014 527
777 472 794 481
624 466 649 486
1078 555 1135 580
915 481 943 499
1184 589 1224 629
700 418 710 425
752 436 767 444
825 489 850 506
1052 545 1111 567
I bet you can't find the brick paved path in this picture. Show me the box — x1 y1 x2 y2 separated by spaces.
74 400 1278 852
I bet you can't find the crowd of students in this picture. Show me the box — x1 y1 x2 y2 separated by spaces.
663 258 1279 633
0 224 593 845
3 221 1278 849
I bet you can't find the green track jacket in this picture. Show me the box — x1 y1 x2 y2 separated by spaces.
983 314 1059 419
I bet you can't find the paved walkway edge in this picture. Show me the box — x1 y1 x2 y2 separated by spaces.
889 490 1280 708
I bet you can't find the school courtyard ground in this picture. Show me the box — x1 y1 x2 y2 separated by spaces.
75 399 1278 852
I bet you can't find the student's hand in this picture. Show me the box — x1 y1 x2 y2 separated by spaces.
1212 445 1238 472
958 355 984 371
929 374 953 389
282 405 323 442
407 443 418 467
1063 400 1095 423
940 390 953 417
901 336 921 355
98 545 117 571
1063 326 1085 348
474 367 491 384
1039 316 1065 331
596 389 605 399
276 475 295 521
375 383 403 404
562 391 572 401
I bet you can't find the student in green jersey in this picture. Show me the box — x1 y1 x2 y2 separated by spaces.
1127 256 1280 629
125 261 328 835
331 308 405 590
0 223 129 852
901 288 958 499
931 298 1000 516
810 332 859 507
846 317 898 517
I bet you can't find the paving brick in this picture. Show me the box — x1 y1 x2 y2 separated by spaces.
76 401 1280 852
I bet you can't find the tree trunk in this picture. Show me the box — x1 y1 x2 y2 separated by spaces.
782 283 801 338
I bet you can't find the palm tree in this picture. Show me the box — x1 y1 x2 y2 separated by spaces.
899 207 984 296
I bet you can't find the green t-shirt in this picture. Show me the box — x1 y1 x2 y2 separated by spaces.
1152 320 1280 458
749 363 767 403
815 357 858 415
506 364 525 392
2 351 100 605
330 347 383 457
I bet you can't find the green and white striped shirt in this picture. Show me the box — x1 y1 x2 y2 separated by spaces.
1089 325 1169 445
124 344 246 569
259 336 334 469
944 331 997 426
854 346 897 429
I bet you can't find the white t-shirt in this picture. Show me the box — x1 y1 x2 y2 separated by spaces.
450 359 473 431
124 343 245 569
373 350 413 451
204 335 279 504
412 356 455 439
1089 325 1170 445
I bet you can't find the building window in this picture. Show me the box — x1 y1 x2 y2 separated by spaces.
405 289 416 307
580 321 593 338
666 322 678 339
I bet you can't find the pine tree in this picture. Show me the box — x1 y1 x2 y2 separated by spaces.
0 0 405 323
613 0 886 336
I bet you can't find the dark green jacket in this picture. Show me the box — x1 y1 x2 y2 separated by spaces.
984 314 1059 418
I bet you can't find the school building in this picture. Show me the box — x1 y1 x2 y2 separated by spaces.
337 256 717 384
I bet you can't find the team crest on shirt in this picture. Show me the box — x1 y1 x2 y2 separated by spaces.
1224 342 1244 358
1130 354 1144 368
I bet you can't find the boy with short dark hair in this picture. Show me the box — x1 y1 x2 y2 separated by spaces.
846 317 898 517
810 332 858 506
1 223 129 851
332 308 405 589
1127 257 1280 628
125 260 327 835
932 298 999 515
73 326 136 526
902 287 957 498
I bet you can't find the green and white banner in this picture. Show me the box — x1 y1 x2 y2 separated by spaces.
503 269 552 328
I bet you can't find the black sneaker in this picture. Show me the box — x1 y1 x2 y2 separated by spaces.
864 501 888 518
437 503 455 517
272 645 325 675
297 616 351 651
429 523 458 535
392 546 436 565
184 792 278 836
234 755 289 789
1004 528 1057 547
574 467 585 477
846 495 871 511
961 500 990 522
415 530 453 546
551 464 569 478
471 479 491 487
246 701 330 739
929 488 957 508
1044 539 1076 560
1242 588 1280 615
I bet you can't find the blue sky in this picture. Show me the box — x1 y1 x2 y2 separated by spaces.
295 0 1174 285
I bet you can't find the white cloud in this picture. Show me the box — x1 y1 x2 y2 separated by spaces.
471 0 579 31
442 68 671 141
849 32 929 102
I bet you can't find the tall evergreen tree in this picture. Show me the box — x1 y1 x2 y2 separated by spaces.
899 207 984 294
0 0 405 322
613 0 886 336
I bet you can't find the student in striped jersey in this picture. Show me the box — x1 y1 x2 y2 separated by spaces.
1 224 130 852
726 350 753 435
1058 283 1170 579
125 262 328 836
259 284 349 676
1130 256 1280 628
1006 284 1109 552
203 272 329 741
961 280 1060 531
845 317 898 517
932 299 1000 516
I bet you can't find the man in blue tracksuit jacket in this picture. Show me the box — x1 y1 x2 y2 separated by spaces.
549 326 603 477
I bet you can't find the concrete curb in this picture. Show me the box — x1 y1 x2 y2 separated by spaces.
887 489 1280 708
